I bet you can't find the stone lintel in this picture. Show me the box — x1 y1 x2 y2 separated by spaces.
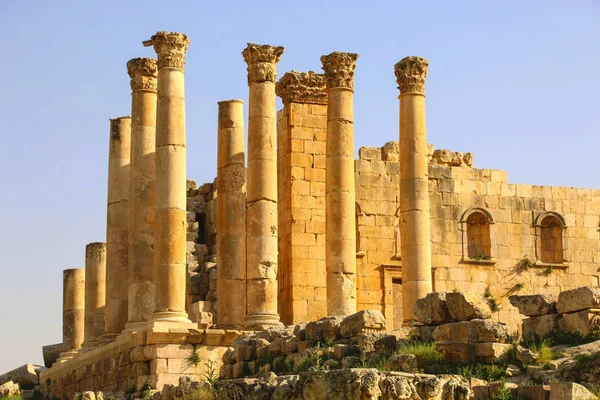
276 70 327 105
394 56 429 95
320 52 359 90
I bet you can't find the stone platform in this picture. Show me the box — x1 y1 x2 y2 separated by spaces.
40 327 242 399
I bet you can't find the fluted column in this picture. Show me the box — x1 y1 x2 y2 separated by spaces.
59 269 85 361
217 100 246 327
394 56 432 323
321 52 358 316
82 243 106 350
242 43 284 329
126 57 158 330
104 116 131 340
144 31 191 323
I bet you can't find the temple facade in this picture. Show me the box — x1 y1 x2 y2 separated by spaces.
39 30 600 397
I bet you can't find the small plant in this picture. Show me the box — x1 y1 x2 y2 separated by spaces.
187 344 201 367
472 254 491 261
530 339 558 364
0 395 24 400
514 283 525 290
543 267 553 276
141 379 153 392
324 336 335 348
396 339 444 370
589 320 600 340
518 256 535 270
203 359 219 387
484 287 501 312
493 379 514 400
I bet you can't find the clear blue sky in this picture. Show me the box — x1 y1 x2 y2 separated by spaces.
0 1 598 372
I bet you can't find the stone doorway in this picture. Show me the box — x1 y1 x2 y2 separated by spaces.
392 278 403 330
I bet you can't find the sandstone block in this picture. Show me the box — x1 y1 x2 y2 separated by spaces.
0 363 41 386
509 294 558 317
0 381 19 397
522 314 560 343
341 356 362 368
414 292 452 325
516 385 549 400
490 382 517 399
557 287 600 314
474 343 513 362
432 320 507 343
549 381 596 400
333 344 349 359
321 316 344 342
412 325 437 342
305 321 323 342
356 332 387 353
558 309 600 337
446 292 492 321
470 378 489 400
516 345 538 364
385 354 418 372
42 343 62 368
435 341 475 363
339 310 386 337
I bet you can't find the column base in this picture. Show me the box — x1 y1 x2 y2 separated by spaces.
243 313 282 330
151 310 191 323
124 321 150 332
56 350 78 363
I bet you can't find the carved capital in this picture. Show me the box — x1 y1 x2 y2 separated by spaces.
143 31 190 71
394 56 428 94
242 43 284 84
276 70 327 105
127 58 157 92
320 52 359 90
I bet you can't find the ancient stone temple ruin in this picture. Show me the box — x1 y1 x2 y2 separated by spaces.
36 31 600 398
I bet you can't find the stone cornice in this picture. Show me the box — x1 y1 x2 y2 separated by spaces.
275 70 327 105
394 56 428 95
127 58 158 92
143 31 190 71
242 43 285 84
320 52 359 90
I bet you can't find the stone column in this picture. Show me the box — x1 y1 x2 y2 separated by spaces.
394 56 432 323
216 100 246 327
82 243 106 350
144 31 191 323
126 57 158 330
321 52 358 317
242 43 284 329
104 116 131 340
59 268 85 361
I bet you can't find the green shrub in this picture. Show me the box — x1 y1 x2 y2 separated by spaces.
493 379 514 400
0 395 24 400
396 340 444 369
530 340 559 364
187 344 201 367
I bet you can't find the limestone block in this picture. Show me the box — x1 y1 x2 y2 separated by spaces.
385 354 418 372
490 382 518 399
356 332 388 353
339 310 386 337
557 287 600 314
522 314 560 343
414 292 452 325
381 141 399 162
432 320 507 343
341 356 362 369
516 385 549 400
549 381 596 400
445 292 492 321
558 309 600 337
412 325 437 342
0 381 19 397
0 363 41 386
435 341 475 363
516 345 538 364
509 294 558 317
42 343 61 368
305 321 323 342
321 316 344 342
474 343 513 362
470 378 489 400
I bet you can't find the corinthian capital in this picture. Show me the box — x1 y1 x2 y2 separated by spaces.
143 31 190 71
276 70 327 105
394 56 429 95
127 58 157 92
320 52 359 90
242 43 285 84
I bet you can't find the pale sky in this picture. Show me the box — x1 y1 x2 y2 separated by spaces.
0 1 598 372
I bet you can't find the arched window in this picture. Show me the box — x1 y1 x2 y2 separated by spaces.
540 215 564 264
467 211 492 259
460 207 496 264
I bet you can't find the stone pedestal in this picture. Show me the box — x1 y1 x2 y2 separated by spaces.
275 71 328 324
126 57 158 331
216 100 247 327
59 269 85 361
104 116 131 340
394 56 432 322
82 243 106 350
242 43 284 329
144 31 191 324
321 52 359 317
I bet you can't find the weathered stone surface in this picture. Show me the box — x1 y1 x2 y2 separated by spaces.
305 321 323 342
0 381 19 397
414 292 452 325
385 354 418 372
374 334 406 355
356 332 387 353
0 363 41 387
517 384 550 400
557 287 600 314
445 292 492 321
509 294 558 317
522 314 560 343
470 377 489 400
549 381 596 400
430 149 473 167
516 345 538 364
431 319 507 343
474 342 513 362
435 341 475 363
558 309 600 337
320 316 344 342
490 381 518 399
412 325 437 342
42 343 62 368
339 310 386 337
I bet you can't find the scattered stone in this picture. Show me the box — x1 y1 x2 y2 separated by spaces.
412 325 437 342
305 321 323 342
356 332 387 353
445 292 492 321
320 316 344 342
339 310 386 337
432 319 507 343
373 334 405 355
522 314 560 343
0 381 19 397
509 294 558 317
340 356 362 369
558 309 600 337
385 354 418 372
557 287 600 314
435 341 475 363
42 343 62 368
505 364 521 377
474 342 513 362
0 363 41 387
490 381 518 399
549 381 596 400
470 377 489 400
414 292 452 325
516 345 538 364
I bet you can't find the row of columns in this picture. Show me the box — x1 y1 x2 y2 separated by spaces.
59 34 433 358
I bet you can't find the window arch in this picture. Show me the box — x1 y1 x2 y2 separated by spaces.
460 207 496 264
535 212 566 264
